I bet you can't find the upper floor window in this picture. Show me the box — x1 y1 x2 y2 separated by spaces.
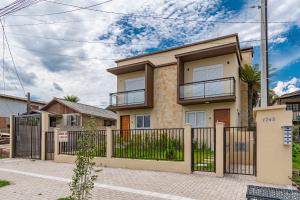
287 103 300 111
124 77 145 105
185 111 205 128
191 64 225 97
136 114 150 129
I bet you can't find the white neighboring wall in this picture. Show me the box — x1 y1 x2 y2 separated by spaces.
0 97 44 117
0 97 28 117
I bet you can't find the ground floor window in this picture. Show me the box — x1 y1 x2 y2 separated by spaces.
49 116 57 127
66 114 81 126
104 120 116 127
136 115 150 129
185 111 205 128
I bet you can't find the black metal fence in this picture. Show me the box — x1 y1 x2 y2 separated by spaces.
45 131 54 160
192 127 215 172
112 129 184 161
59 130 106 157
224 127 256 175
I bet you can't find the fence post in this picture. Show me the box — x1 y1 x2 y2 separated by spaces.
184 123 192 174
215 122 224 177
9 115 14 158
41 112 49 161
254 105 293 185
54 128 60 159
106 127 112 158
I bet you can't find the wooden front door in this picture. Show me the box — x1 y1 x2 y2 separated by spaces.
120 115 130 138
214 109 230 127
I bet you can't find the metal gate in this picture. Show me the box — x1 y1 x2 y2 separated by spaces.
45 131 54 160
192 127 216 172
13 114 41 159
224 127 256 175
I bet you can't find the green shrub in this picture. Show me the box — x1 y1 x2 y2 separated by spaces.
0 180 10 187
165 148 176 160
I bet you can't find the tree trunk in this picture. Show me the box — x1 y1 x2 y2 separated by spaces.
248 83 254 128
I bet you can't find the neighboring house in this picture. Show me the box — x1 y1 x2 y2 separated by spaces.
278 90 300 125
41 98 117 129
0 94 46 130
107 34 252 129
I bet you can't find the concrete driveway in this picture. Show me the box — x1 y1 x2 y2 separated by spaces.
0 159 293 200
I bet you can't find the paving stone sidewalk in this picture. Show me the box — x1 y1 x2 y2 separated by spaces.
0 159 293 200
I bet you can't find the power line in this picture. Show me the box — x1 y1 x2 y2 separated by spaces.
11 44 118 60
11 0 113 17
13 0 294 24
4 19 86 27
6 31 274 47
5 37 277 62
8 32 148 45
0 19 26 96
1 0 44 17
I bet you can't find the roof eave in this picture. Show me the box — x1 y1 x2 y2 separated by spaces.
115 33 239 63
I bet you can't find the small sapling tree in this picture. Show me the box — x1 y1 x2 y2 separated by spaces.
70 117 98 200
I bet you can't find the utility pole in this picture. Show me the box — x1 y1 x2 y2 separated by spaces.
27 92 31 114
260 0 269 107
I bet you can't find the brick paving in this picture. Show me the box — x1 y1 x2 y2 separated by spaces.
0 159 294 200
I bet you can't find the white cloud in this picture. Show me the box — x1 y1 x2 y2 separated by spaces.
273 77 300 96
0 0 299 107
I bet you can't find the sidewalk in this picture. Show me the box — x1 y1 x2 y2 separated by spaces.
0 159 293 200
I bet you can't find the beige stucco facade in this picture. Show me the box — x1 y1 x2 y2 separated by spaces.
111 34 252 129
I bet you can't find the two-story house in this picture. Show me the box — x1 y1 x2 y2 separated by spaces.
107 34 252 130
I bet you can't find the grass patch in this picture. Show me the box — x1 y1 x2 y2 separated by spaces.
57 197 74 200
292 143 300 187
293 143 300 170
0 180 10 188
193 149 215 171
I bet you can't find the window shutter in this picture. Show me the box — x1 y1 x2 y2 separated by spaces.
75 115 81 126
67 115 72 126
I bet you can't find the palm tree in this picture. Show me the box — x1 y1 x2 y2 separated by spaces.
240 64 261 127
64 95 80 103
269 89 278 105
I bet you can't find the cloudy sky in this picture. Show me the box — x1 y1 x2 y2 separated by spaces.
0 0 299 107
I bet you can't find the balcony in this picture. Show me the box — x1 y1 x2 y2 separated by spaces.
109 89 152 110
107 61 154 111
178 77 236 105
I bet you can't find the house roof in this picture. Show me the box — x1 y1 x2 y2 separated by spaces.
0 94 46 105
115 33 246 63
279 90 300 99
41 98 117 120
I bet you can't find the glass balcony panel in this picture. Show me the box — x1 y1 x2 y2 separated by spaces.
180 77 234 100
110 89 145 106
